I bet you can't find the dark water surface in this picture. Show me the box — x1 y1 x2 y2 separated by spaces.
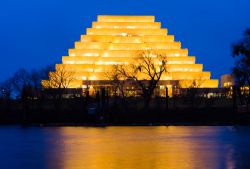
0 126 250 169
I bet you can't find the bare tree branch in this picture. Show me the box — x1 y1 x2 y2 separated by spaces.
109 50 168 108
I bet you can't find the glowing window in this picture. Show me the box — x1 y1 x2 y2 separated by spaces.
96 61 103 65
127 26 135 29
82 85 87 89
103 52 108 57
121 33 127 36
66 61 75 64
83 53 99 57
89 76 96 80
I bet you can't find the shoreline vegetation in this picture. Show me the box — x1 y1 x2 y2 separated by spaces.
0 96 250 126
1 67 249 127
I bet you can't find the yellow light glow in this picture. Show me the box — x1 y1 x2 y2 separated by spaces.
82 85 87 88
83 53 99 57
89 76 96 80
45 15 218 89
121 33 127 36
96 61 103 65
65 61 75 64
103 52 108 57
98 15 155 22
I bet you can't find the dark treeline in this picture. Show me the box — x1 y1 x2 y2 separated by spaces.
0 65 54 100
0 84 249 125
232 28 250 108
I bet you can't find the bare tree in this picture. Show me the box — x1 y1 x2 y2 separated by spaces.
9 69 30 98
105 64 127 98
178 73 206 89
0 79 13 99
115 50 168 108
0 65 55 100
42 64 76 99
178 73 206 108
232 28 250 87
232 28 250 105
39 64 54 80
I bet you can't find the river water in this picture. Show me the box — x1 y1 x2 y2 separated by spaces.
0 126 250 169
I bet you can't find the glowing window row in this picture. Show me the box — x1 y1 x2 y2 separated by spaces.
64 60 195 65
63 56 195 64
74 42 181 50
68 53 186 57
57 63 202 73
57 71 212 81
92 22 161 29
86 28 167 36
68 49 188 57
97 16 155 22
42 79 218 88
63 61 129 65
81 35 175 43
168 68 201 72
60 67 202 73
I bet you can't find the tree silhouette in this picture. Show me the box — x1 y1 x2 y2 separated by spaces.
232 28 250 87
42 64 76 99
9 69 30 98
105 64 127 98
0 79 13 99
114 50 168 108
232 28 250 105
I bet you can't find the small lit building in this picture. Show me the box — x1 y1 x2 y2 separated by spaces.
220 74 234 88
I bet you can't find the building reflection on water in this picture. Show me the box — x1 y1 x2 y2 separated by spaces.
43 126 244 169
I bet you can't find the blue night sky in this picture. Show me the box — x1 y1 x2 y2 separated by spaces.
0 0 249 81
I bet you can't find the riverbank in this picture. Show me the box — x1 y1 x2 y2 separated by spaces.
1 110 250 126
1 97 249 126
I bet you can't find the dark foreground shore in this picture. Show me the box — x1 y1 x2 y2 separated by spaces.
1 97 249 126
1 109 250 126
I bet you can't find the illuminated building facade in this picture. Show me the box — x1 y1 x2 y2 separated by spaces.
220 74 234 88
42 15 218 95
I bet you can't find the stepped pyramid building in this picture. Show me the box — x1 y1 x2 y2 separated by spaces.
42 15 218 95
